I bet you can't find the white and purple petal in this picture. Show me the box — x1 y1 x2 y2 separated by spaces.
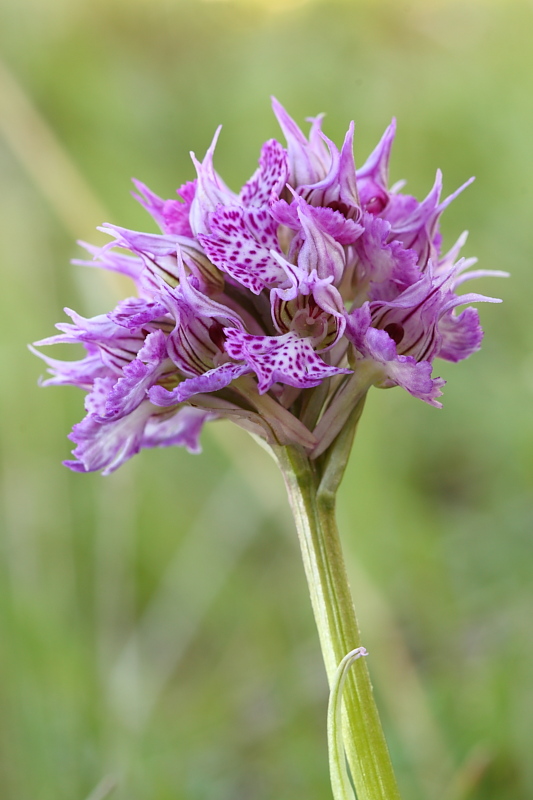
142 407 216 453
199 205 286 294
240 139 289 207
296 201 346 284
108 297 169 331
437 306 484 363
224 328 350 394
101 330 171 420
271 198 362 245
354 212 419 298
29 344 107 389
149 362 249 405
66 399 154 475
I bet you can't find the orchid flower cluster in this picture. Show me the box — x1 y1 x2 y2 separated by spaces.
33 99 501 474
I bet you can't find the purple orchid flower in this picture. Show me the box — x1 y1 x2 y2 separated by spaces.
32 99 504 473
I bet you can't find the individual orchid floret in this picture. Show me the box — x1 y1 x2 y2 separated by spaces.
345 300 446 408
270 261 347 350
32 100 503 474
345 259 501 403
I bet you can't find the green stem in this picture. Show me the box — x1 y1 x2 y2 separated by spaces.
274 441 402 800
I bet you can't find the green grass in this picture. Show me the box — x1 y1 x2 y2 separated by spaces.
1 1 532 797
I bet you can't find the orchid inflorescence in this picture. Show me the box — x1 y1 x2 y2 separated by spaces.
32 99 503 474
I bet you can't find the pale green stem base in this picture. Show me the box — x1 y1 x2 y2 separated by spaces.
274 443 402 800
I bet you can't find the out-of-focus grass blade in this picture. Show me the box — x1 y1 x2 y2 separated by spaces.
84 775 118 800
0 57 106 239
106 469 283 731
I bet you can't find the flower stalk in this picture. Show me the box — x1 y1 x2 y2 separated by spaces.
274 407 402 800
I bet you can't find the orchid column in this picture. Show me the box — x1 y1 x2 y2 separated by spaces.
33 100 503 800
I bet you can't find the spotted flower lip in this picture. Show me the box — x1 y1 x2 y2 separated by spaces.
32 99 505 473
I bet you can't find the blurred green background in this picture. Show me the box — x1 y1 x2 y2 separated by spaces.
0 0 532 798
